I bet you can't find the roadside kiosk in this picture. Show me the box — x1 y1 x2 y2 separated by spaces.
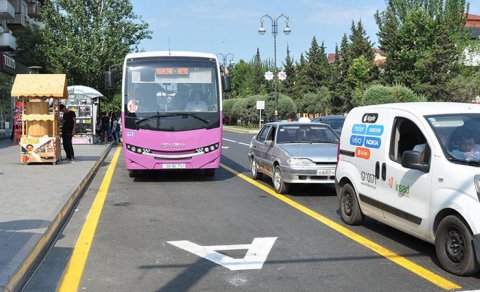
11 74 68 164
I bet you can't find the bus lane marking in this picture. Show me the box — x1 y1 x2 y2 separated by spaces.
168 237 277 271
220 163 461 290
58 146 122 292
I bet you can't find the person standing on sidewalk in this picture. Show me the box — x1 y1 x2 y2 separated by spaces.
60 104 76 162
111 112 120 144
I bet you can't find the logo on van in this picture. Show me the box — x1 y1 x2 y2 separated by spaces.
362 113 378 123
388 177 410 197
350 135 364 146
355 147 370 159
364 137 381 149
366 125 384 136
352 124 367 134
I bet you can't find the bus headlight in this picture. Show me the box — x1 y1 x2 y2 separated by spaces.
195 143 219 154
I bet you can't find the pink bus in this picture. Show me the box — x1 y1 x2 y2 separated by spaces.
120 51 230 177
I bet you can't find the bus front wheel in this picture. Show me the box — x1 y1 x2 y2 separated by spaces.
204 169 215 177
128 170 139 178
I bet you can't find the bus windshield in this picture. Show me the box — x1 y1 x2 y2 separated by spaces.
124 57 220 131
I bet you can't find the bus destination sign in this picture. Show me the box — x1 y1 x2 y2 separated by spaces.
156 67 189 75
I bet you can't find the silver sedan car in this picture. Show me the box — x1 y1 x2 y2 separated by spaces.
248 122 339 194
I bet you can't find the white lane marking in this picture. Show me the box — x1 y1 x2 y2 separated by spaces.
168 237 277 271
222 146 230 149
222 138 250 147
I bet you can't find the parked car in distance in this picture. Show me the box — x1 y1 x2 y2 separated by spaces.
248 122 339 194
312 115 346 136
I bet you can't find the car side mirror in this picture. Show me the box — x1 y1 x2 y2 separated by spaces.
264 140 273 146
401 150 429 173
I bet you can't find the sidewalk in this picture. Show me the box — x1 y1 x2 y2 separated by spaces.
0 138 112 292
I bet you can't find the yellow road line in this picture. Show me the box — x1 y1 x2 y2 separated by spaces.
220 163 461 290
58 146 122 292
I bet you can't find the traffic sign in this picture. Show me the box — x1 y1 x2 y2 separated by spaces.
256 100 265 110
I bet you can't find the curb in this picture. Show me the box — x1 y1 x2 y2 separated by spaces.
224 127 259 134
3 143 114 292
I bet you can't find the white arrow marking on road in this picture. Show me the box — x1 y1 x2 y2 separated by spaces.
168 237 277 271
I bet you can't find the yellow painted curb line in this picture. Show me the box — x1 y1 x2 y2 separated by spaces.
58 146 122 292
220 163 461 291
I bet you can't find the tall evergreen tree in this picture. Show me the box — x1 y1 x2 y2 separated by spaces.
251 48 266 95
282 46 296 99
303 37 331 92
349 20 375 61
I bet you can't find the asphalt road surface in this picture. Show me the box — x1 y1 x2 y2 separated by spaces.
24 130 480 291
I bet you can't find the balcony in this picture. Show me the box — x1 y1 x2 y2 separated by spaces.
0 0 15 20
0 32 17 51
6 0 27 27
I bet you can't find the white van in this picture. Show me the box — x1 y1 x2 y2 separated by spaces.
336 102 480 276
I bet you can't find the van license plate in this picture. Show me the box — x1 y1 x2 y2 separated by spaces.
317 169 335 176
162 163 186 169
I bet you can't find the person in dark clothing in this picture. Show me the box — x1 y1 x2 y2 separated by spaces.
60 104 76 162
100 112 111 142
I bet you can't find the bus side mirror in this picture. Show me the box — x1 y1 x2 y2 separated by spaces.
222 75 231 92
105 70 114 89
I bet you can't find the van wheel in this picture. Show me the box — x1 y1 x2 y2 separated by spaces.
250 157 263 180
273 165 289 194
339 183 364 225
435 215 479 276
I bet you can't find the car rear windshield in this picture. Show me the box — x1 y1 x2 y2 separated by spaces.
277 125 338 144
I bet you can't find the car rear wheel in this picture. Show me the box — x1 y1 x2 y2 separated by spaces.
435 215 479 276
339 183 364 225
250 157 263 180
273 165 289 194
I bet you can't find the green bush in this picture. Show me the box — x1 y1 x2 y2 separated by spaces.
360 84 426 106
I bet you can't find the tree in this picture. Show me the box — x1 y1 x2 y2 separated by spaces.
297 86 332 115
11 25 48 70
39 0 151 92
251 48 266 95
361 84 427 105
230 60 253 98
375 0 469 100
281 46 296 99
349 20 374 61
331 34 354 113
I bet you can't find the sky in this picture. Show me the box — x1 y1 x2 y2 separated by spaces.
130 0 480 67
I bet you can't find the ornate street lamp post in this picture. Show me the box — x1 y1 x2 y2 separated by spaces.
216 52 234 68
258 14 291 120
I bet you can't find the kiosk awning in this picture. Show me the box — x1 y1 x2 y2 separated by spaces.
11 74 68 98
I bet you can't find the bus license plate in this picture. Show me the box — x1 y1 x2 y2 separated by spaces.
162 163 186 169
317 168 335 176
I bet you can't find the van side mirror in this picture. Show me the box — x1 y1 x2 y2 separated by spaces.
222 75 231 92
105 70 114 89
401 150 429 173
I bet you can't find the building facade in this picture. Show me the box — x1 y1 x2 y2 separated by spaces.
0 0 42 138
